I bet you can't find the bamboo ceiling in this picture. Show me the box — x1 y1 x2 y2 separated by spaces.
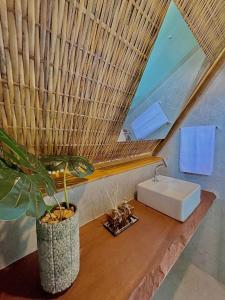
174 0 225 63
0 0 225 162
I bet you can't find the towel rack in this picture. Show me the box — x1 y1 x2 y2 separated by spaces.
179 125 221 130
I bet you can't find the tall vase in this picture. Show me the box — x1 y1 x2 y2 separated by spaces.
36 207 79 294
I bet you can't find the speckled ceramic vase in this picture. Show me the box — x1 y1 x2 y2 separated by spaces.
36 208 80 294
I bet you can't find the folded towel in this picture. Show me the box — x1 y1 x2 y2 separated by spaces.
180 126 216 175
131 102 169 139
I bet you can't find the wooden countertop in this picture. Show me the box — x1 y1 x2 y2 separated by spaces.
0 191 215 300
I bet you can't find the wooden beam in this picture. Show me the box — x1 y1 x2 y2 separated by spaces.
53 155 162 191
153 47 225 156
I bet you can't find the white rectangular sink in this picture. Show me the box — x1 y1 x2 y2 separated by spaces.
137 175 201 222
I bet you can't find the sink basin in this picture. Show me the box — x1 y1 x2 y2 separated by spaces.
137 175 201 222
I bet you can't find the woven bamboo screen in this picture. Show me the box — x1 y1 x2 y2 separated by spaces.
0 0 169 162
1 1 225 163
174 0 225 63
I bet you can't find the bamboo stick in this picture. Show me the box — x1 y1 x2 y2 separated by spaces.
0 0 224 161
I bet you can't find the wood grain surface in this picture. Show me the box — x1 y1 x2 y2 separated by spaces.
0 191 215 300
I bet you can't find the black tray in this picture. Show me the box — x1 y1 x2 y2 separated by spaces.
103 215 139 236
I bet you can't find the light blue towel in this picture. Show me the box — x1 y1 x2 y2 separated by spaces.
180 126 216 175
131 102 169 139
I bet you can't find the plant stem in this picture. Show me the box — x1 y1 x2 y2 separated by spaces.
53 195 62 221
64 162 70 209
53 195 61 207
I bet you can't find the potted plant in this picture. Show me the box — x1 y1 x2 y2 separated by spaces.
0 129 94 293
39 155 94 293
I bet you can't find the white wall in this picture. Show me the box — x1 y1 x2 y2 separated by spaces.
159 61 225 198
158 60 225 286
0 161 161 270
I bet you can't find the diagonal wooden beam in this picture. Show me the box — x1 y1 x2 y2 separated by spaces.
153 47 225 156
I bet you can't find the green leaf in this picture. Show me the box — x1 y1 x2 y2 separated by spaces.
0 175 30 220
1 150 24 171
0 129 28 160
40 155 68 171
69 156 94 177
0 157 9 168
45 204 54 212
26 188 46 219
0 164 51 220
41 155 94 178
26 153 56 196
0 129 57 220
0 129 34 170
0 205 27 221
0 177 17 199
0 129 56 197
0 167 21 199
